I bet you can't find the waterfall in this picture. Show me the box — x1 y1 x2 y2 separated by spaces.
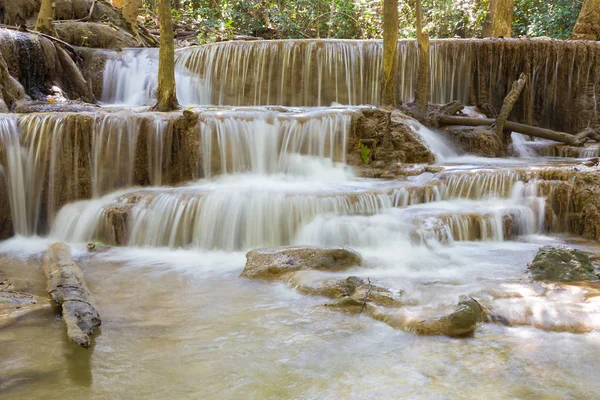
100 39 600 133
101 49 210 106
50 165 554 251
199 108 351 177
0 115 28 235
404 119 457 161
102 40 472 107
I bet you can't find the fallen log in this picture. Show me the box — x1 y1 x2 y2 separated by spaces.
496 73 527 137
43 243 101 348
439 115 586 146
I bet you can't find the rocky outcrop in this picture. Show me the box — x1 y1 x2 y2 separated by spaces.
54 22 141 50
242 246 363 280
442 126 504 157
530 246 597 282
0 0 157 47
537 168 600 241
43 242 101 348
0 29 93 106
348 109 434 176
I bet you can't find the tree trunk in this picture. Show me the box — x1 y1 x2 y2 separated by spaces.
153 0 179 112
211 0 222 19
415 0 429 113
571 0 600 40
381 0 398 106
122 0 141 39
35 0 55 36
481 0 498 37
490 0 514 37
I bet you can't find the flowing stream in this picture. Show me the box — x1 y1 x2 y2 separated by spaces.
1 40 599 399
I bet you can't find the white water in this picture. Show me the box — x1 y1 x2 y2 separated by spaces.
405 119 457 161
0 115 28 234
102 41 472 107
101 49 210 106
3 40 600 400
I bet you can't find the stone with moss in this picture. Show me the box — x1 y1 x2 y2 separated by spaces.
242 246 362 281
530 246 597 282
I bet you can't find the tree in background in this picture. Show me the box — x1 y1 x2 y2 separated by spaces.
415 0 429 113
489 0 514 37
35 0 56 35
381 0 398 107
513 0 582 39
122 0 142 39
154 0 179 112
137 0 585 40
481 0 497 36
571 0 600 40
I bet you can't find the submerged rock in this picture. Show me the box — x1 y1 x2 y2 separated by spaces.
530 246 597 282
371 297 487 337
294 275 406 308
0 291 50 329
242 246 362 281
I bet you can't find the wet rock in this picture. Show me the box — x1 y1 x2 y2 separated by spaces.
0 29 92 103
0 291 50 329
372 297 487 337
13 99 100 113
389 117 435 164
293 275 405 308
242 246 362 281
530 246 597 282
442 126 504 157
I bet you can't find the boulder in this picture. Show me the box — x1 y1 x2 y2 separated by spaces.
530 246 597 282
442 126 504 157
242 246 362 281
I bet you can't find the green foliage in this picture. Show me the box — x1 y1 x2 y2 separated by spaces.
358 142 371 164
144 0 582 40
513 0 582 39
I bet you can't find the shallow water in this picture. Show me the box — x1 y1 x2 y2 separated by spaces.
1 235 599 399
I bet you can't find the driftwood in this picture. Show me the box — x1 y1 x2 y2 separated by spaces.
43 243 101 348
496 73 527 137
439 115 593 146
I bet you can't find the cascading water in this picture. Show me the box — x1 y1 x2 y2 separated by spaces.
2 37 600 400
199 108 351 177
101 49 210 106
0 115 27 234
102 40 472 107
100 39 600 134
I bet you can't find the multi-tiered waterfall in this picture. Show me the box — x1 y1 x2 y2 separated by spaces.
1 37 600 399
